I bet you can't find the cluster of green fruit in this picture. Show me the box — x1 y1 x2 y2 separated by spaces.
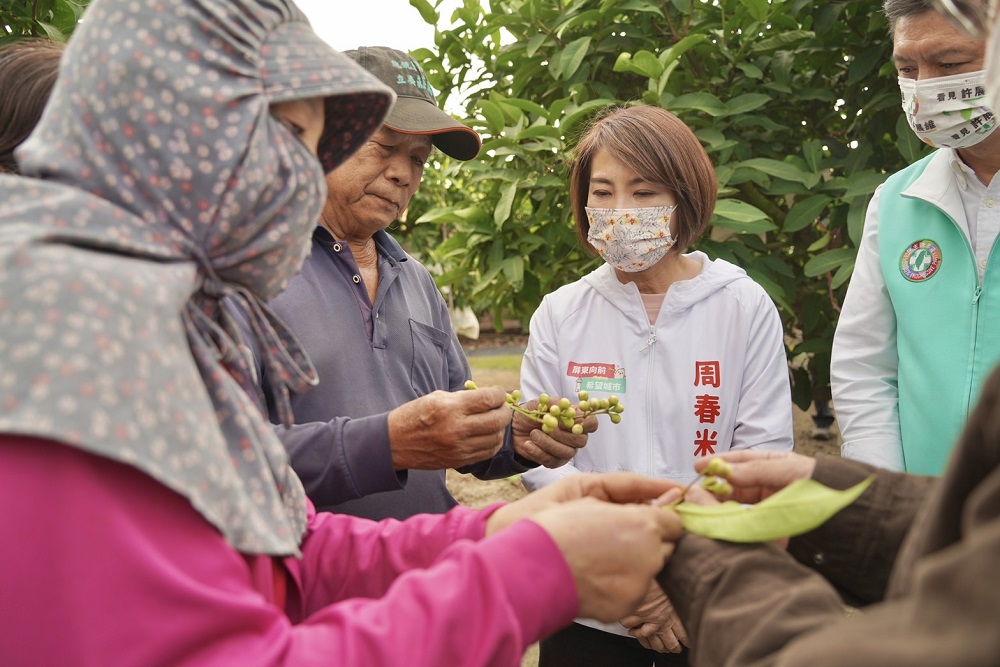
700 457 734 497
464 381 624 434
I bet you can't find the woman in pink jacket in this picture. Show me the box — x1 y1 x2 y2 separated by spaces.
0 0 681 664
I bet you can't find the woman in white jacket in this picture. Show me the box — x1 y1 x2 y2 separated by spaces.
521 105 794 667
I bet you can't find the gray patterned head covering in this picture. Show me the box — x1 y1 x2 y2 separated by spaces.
0 0 393 555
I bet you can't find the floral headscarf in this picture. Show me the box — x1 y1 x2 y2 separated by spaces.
0 0 393 555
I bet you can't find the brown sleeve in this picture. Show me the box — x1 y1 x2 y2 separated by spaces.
786 456 931 604
658 457 1000 667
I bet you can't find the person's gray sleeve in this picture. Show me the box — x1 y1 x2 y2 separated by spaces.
275 413 407 506
224 297 406 505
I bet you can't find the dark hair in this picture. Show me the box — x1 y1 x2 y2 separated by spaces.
882 0 936 33
569 105 717 255
0 39 63 174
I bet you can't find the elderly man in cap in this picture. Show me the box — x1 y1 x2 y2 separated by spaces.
249 46 588 520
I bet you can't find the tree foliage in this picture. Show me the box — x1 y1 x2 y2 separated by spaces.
403 0 930 409
1 0 89 42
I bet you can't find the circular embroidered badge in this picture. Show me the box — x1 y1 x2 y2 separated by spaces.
899 239 942 282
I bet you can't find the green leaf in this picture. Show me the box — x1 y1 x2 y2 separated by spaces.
713 199 770 224
478 100 507 135
737 62 764 79
674 476 874 543
803 248 857 277
559 36 591 80
831 257 856 289
409 0 439 25
668 92 728 117
711 218 778 234
35 20 66 41
807 232 830 252
783 194 832 233
724 93 771 116
843 171 889 199
802 139 824 173
613 50 663 79
751 29 814 52
739 0 769 22
494 181 518 227
739 158 819 188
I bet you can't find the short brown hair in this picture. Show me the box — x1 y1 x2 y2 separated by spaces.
0 39 63 174
569 105 717 255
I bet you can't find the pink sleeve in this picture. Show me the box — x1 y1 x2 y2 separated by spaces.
0 436 578 666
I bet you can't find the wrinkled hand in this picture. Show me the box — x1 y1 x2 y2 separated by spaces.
485 473 685 622
692 450 816 504
621 583 688 654
531 498 682 621
511 397 597 468
386 388 512 470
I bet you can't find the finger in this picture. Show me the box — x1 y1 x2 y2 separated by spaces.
514 436 564 468
577 472 686 504
543 424 589 448
458 405 513 439
457 386 508 413
531 429 580 456
683 484 721 507
529 437 577 467
673 618 690 647
648 632 671 654
654 506 684 541
693 449 789 468
579 413 599 434
652 487 683 507
626 622 656 639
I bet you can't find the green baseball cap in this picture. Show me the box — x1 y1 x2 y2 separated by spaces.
345 45 481 161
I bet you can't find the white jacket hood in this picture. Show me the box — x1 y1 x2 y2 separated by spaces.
582 251 751 316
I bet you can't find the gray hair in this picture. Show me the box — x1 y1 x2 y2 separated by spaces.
883 0 935 33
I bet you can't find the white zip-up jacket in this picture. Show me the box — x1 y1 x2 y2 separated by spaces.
522 252 793 492
521 252 793 637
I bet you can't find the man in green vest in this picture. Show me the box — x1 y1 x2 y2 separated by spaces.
832 0 1000 475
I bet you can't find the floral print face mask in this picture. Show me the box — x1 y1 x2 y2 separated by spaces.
585 205 678 272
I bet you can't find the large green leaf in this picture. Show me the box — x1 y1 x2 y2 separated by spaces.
409 0 439 24
613 50 663 79
559 36 591 80
494 181 518 227
803 248 857 277
478 100 507 135
739 0 770 23
674 476 874 542
668 92 728 117
739 158 820 188
713 199 771 224
724 93 771 116
784 194 832 233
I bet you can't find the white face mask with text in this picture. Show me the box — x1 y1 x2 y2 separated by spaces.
898 70 998 148
585 205 678 273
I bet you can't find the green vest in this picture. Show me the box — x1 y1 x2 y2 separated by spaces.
878 153 1000 474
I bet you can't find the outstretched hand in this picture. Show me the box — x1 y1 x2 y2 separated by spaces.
485 472 686 622
692 450 817 504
